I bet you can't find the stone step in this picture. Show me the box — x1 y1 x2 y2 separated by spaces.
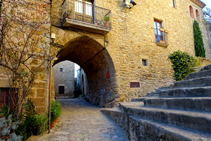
159 86 211 97
146 92 160 97
144 97 211 112
185 69 211 80
129 116 211 141
131 97 146 102
119 102 144 112
200 65 211 72
101 107 124 127
174 76 211 88
124 106 211 134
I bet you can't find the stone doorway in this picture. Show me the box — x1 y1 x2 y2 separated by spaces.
53 36 117 108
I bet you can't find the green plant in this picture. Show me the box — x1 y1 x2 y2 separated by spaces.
51 100 62 123
0 106 14 118
168 50 197 81
104 16 110 22
16 99 48 141
0 115 22 141
194 20 206 58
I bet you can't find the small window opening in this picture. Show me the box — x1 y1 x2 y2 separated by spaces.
59 86 65 94
142 59 148 66
60 68 63 72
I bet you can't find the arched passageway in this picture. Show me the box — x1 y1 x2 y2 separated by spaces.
54 36 117 108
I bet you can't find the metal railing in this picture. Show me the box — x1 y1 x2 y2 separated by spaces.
154 28 168 44
62 0 111 28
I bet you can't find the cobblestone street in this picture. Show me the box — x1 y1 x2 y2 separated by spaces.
39 99 129 141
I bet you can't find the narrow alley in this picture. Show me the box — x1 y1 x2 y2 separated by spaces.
39 99 129 141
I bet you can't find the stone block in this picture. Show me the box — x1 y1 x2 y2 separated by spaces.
31 97 47 107
36 106 47 114
29 89 36 97
34 82 46 89
37 89 46 97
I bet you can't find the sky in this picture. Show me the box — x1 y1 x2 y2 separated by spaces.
74 64 80 78
202 0 211 8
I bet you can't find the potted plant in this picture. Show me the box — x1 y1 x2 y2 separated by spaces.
159 26 165 32
159 40 166 44
104 16 110 27
68 10 73 19
51 100 62 128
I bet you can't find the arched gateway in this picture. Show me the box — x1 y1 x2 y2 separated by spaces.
53 36 117 108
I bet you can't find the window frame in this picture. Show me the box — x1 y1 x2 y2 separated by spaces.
154 19 165 43
172 0 176 8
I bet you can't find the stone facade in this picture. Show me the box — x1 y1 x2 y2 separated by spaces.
1 0 211 112
50 0 210 108
0 0 51 114
77 68 88 96
206 22 211 58
53 61 75 98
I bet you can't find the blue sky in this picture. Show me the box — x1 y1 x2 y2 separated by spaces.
202 0 211 8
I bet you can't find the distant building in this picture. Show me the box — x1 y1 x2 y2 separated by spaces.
76 68 88 96
53 61 75 98
206 22 211 58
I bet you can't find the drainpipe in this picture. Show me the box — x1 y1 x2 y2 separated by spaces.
48 57 52 133
49 0 52 134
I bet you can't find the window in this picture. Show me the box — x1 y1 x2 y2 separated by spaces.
75 0 93 16
142 59 148 66
60 68 63 72
154 20 165 43
59 86 65 94
172 0 176 8
189 5 194 19
196 9 200 22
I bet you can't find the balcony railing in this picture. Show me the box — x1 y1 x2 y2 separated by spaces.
154 28 168 47
61 0 111 34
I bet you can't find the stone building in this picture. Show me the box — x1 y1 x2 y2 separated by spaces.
76 68 88 96
53 61 75 98
205 22 211 58
1 0 211 113
51 0 210 108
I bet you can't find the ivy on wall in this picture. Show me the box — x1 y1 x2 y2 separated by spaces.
194 20 206 58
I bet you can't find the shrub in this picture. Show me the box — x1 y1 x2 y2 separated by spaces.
51 100 61 123
16 99 48 141
0 113 22 141
168 50 197 81
194 20 206 58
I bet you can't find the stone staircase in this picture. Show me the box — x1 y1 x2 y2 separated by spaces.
101 65 211 141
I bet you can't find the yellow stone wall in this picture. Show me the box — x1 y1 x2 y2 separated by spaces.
1 0 210 112
51 0 209 102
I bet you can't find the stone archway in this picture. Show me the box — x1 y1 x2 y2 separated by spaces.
54 36 117 108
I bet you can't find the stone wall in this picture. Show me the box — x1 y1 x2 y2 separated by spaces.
205 22 211 58
1 0 210 112
0 0 52 114
53 61 75 98
50 0 210 107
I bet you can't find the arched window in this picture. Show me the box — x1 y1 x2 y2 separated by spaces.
196 9 200 22
189 5 194 19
